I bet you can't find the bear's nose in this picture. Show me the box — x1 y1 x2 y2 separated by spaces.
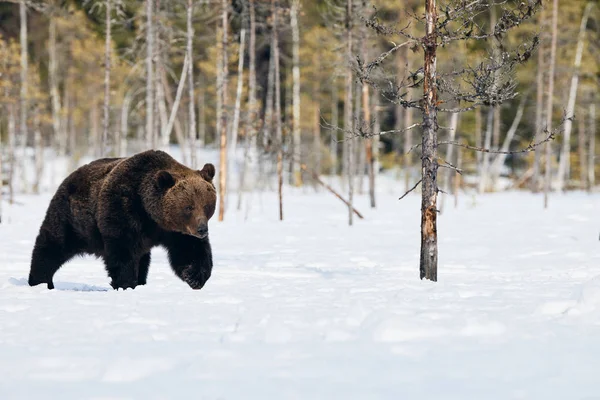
197 224 208 237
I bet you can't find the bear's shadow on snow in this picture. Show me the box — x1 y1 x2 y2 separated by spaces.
9 277 109 292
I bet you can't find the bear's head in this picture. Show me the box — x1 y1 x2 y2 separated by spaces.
154 163 216 239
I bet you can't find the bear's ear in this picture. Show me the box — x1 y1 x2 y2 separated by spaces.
156 170 176 190
198 163 215 182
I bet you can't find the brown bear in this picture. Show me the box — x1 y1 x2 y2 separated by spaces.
27 150 216 290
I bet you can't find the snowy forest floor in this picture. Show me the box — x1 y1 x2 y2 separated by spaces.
1 180 599 399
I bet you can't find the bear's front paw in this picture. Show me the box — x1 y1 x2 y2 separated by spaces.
182 267 211 290
110 279 138 290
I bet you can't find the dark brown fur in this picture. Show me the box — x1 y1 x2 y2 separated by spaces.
28 150 216 290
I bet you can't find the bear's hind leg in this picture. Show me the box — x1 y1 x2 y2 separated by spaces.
137 253 151 286
29 231 77 290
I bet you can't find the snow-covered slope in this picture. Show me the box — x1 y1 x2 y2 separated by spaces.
1 182 599 399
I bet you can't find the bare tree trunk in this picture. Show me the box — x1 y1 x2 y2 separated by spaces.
163 55 189 151
145 0 154 149
263 52 275 150
544 0 558 208
313 102 321 177
490 94 527 185
187 0 196 168
440 112 459 212
238 0 257 209
345 0 354 226
161 69 188 161
19 0 28 192
578 106 587 187
198 79 206 147
454 146 462 208
218 0 229 221
330 80 338 179
475 107 482 168
49 15 63 157
102 0 111 156
362 74 375 207
229 29 246 174
371 94 380 206
33 110 43 193
557 2 592 191
479 108 493 193
273 0 283 220
8 105 16 204
532 19 545 192
90 103 99 157
156 63 169 150
291 0 301 186
420 0 439 281
588 102 596 192
121 90 133 157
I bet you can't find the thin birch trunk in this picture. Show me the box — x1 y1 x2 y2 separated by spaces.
330 80 338 179
577 107 586 187
355 79 363 195
363 78 374 206
263 52 274 150
475 107 482 168
49 15 64 157
102 0 111 156
153 0 162 149
556 2 593 191
479 108 493 193
588 103 596 191
229 29 246 174
145 0 154 149
19 0 28 192
345 0 354 226
156 63 169 150
91 103 99 157
272 0 283 220
163 55 189 152
454 146 462 208
490 94 527 185
291 0 301 186
420 0 439 281
187 0 196 168
198 79 206 147
371 94 380 206
532 19 545 192
8 105 16 204
121 90 133 157
161 69 187 161
33 110 43 193
238 0 257 209
440 112 458 213
544 0 558 208
313 102 321 177
218 0 229 221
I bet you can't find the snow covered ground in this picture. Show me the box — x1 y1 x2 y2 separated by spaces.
1 167 600 398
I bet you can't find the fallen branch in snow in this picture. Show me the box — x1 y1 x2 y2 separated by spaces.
301 164 364 219
399 179 422 200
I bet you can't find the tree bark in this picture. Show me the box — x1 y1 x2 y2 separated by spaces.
218 0 229 221
187 0 197 168
330 80 338 179
544 0 558 208
237 0 257 209
272 0 283 221
291 0 302 186
479 108 493 193
532 12 545 193
49 15 64 157
102 0 111 156
345 0 354 226
588 102 596 192
161 69 188 162
198 78 206 147
556 2 592 191
420 0 439 282
229 29 246 176
33 110 43 193
263 51 275 151
8 105 16 204
489 94 527 185
145 0 154 149
19 0 28 191
578 105 587 187
120 90 133 157
163 55 189 152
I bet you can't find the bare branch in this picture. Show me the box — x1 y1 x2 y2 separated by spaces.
399 179 422 200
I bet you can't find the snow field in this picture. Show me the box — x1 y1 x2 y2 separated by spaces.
1 167 599 398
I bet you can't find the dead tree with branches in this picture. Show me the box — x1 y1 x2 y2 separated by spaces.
354 0 558 281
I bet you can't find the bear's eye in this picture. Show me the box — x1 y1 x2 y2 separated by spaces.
185 205 194 213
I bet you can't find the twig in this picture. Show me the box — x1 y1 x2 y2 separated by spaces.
399 179 422 200
300 164 364 219
440 127 556 155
